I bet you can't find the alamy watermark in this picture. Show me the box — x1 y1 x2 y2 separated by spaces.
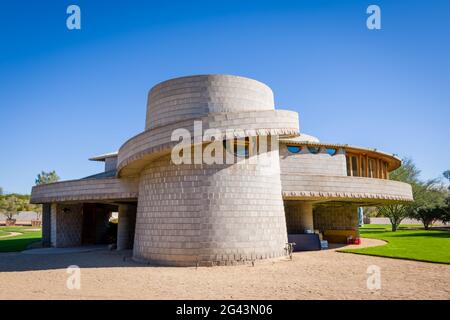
170 121 281 175
366 265 381 290
367 5 381 30
66 5 81 30
66 265 81 290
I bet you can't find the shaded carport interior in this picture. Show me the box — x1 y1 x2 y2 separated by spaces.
41 200 137 250
283 196 412 248
31 170 139 250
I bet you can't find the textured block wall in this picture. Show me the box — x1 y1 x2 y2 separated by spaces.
42 203 51 247
280 145 347 176
117 204 137 250
51 203 83 247
313 204 358 232
145 75 275 130
133 149 288 266
50 204 57 247
104 157 118 172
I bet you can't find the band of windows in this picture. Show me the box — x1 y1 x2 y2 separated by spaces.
346 153 389 179
286 145 390 180
286 145 337 156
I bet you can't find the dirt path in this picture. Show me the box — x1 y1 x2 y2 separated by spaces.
0 238 448 300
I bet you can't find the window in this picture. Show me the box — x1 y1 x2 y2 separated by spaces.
368 158 376 178
287 145 301 153
361 156 367 177
327 148 337 156
346 156 351 176
352 156 359 176
346 154 360 177
346 153 389 179
235 139 249 157
308 146 320 154
223 138 250 158
382 161 389 179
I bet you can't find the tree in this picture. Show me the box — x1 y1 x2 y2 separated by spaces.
443 170 450 190
408 181 448 229
378 204 407 231
0 194 42 222
390 158 421 184
0 195 27 221
27 203 43 220
0 187 3 195
35 170 60 185
377 158 421 231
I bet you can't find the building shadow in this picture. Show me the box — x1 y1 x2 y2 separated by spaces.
0 248 143 273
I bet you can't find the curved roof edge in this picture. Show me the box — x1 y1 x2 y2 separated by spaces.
89 151 118 162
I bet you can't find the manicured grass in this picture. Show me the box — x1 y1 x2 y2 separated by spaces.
0 226 42 252
340 224 450 264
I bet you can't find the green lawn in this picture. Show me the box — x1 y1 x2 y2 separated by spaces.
340 224 450 264
0 226 42 252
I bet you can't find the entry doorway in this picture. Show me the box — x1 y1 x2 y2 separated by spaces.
81 203 118 245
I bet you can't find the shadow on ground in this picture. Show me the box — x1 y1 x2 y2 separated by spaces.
0 249 140 272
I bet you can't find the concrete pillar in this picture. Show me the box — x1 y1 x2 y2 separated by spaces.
41 204 51 247
50 203 57 247
117 204 137 250
299 202 314 231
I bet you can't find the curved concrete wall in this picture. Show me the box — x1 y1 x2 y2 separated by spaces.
145 75 275 130
281 174 413 202
118 110 299 177
280 144 347 176
133 149 288 266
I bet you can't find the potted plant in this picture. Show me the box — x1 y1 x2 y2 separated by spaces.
5 215 17 226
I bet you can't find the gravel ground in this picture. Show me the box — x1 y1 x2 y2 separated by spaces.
0 239 448 300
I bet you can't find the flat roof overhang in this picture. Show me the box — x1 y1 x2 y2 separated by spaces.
30 177 139 204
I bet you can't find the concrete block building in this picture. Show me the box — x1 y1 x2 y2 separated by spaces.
31 74 413 266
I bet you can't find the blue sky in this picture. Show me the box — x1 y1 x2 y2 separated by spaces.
0 0 449 194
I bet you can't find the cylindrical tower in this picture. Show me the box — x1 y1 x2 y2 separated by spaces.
119 74 300 266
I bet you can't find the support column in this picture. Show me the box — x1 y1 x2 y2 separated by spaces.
299 202 314 231
50 203 57 247
117 204 137 250
41 203 51 247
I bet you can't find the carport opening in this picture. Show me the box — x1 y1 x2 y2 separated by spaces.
81 203 118 245
284 200 360 251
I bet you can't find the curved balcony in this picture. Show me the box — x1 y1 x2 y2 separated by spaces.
117 110 299 177
281 174 413 204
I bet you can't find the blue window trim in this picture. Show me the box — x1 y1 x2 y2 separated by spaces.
223 139 250 158
307 146 319 154
326 148 337 156
287 145 301 153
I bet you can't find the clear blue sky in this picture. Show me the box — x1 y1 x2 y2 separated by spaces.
1 0 449 194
